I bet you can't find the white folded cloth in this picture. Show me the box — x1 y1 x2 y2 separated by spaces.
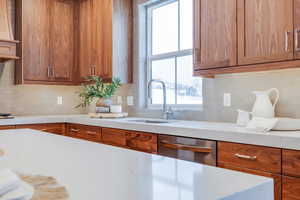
0 181 33 200
246 117 279 132
0 169 34 200
0 169 20 196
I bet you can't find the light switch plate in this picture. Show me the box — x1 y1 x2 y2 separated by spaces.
57 96 63 105
223 93 231 107
127 96 134 106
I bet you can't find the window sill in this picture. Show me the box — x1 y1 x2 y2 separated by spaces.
146 105 203 112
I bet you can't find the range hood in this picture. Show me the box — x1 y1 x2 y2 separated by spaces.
0 0 19 62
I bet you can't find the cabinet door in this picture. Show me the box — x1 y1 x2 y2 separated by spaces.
78 0 93 80
49 0 75 82
294 0 300 59
238 0 294 65
219 163 281 200
283 176 300 200
126 131 157 154
92 0 113 80
102 128 127 148
193 0 237 70
22 0 50 81
16 123 65 135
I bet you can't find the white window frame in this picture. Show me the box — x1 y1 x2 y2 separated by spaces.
145 0 202 110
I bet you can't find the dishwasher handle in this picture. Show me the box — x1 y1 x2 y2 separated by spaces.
160 140 212 153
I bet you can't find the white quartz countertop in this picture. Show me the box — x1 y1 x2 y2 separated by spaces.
1 114 300 150
0 129 273 200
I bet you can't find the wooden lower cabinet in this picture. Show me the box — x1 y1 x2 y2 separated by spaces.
219 163 281 200
102 128 127 147
283 176 300 200
66 123 101 142
16 123 65 135
101 128 157 153
218 142 282 174
0 125 15 130
218 142 282 200
126 131 157 154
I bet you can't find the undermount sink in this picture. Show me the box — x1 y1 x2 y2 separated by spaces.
127 119 175 124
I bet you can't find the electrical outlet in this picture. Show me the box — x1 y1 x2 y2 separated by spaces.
117 96 123 104
57 96 63 105
224 93 231 107
127 96 134 106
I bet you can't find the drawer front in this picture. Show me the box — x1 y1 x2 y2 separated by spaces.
102 128 126 147
126 131 157 154
17 123 65 135
158 135 217 166
0 41 16 56
218 142 281 174
283 149 300 177
283 176 300 200
67 124 101 142
0 125 15 130
219 163 281 200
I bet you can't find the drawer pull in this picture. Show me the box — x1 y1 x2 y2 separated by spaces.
235 153 257 161
86 131 97 135
160 140 212 153
70 128 79 133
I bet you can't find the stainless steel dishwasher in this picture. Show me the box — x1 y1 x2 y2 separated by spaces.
158 135 217 166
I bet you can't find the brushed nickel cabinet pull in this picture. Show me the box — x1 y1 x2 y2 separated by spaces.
70 129 79 133
47 67 51 77
235 153 257 161
160 140 212 153
295 29 300 52
86 131 97 135
285 31 292 52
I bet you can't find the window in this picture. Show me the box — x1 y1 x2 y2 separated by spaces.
146 0 202 108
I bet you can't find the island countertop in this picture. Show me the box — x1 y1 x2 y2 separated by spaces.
0 114 299 150
0 129 273 200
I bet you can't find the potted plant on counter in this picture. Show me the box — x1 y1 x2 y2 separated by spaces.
76 76 121 112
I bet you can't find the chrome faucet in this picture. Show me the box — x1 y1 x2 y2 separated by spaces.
148 79 174 120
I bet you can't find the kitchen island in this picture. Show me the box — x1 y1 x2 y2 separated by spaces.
0 129 273 200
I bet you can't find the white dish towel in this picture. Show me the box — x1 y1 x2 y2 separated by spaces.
246 117 279 132
0 169 33 200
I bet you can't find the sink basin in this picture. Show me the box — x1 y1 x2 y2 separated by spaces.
127 119 174 124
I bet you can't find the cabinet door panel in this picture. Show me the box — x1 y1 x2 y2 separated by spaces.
50 0 75 82
92 0 113 80
22 0 50 81
16 123 65 135
102 128 127 148
283 176 300 200
193 0 237 70
218 142 282 174
126 131 157 154
219 163 281 200
238 0 294 65
78 0 93 80
294 0 300 59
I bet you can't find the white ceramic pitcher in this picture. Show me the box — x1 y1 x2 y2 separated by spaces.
252 88 279 118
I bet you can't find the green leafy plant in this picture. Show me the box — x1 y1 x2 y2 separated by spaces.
76 76 121 108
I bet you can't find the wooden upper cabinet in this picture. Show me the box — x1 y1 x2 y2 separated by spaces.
78 0 113 81
17 0 51 82
16 0 76 84
92 0 113 81
78 0 93 80
49 0 75 82
294 0 300 59
193 0 237 70
78 0 132 83
237 0 294 65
